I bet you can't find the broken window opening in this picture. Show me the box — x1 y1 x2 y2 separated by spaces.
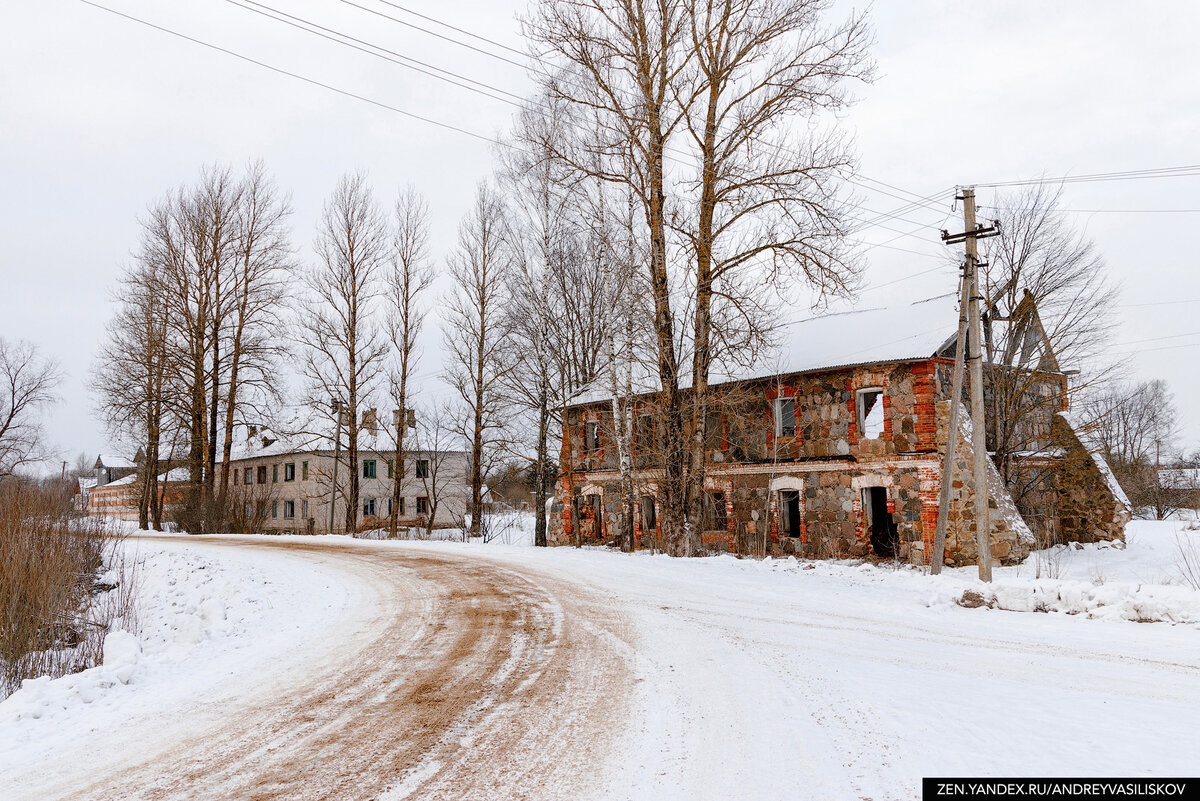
856 388 885 439
584 421 600 453
636 414 654 451
775 396 796 438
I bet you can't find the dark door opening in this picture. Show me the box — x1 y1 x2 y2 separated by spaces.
864 487 898 557
588 494 604 541
779 490 802 538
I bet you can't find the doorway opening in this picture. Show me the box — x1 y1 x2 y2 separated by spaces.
779 490 802 539
863 486 898 558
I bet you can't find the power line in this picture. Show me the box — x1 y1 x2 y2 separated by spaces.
982 206 1200 214
1124 299 1200 308
335 0 530 70
338 0 955 224
372 0 528 58
1111 341 1200 357
1111 330 1200 347
976 164 1200 189
856 264 952 293
83 0 948 242
77 0 504 145
224 0 524 106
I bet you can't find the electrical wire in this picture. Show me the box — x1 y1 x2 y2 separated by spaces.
77 0 505 145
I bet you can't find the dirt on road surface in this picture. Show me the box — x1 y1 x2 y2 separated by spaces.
22 536 634 801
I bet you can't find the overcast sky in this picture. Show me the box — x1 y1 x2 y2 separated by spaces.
3 0 1198 469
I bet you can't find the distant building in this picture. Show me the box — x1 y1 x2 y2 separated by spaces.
226 422 470 535
92 454 137 487
81 416 471 535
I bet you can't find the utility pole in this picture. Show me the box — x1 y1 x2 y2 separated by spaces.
941 187 1000 581
329 397 342 535
931 267 969 574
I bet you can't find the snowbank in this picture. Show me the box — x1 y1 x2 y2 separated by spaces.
0 535 354 774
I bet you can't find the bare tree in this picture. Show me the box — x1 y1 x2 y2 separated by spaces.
413 401 459 540
1081 379 1178 517
384 186 434 537
529 0 871 555
981 182 1121 497
92 258 172 529
216 162 294 509
299 173 390 533
678 0 872 552
444 182 515 539
498 97 590 548
529 0 694 554
0 339 62 478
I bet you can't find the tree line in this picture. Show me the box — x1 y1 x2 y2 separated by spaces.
80 0 1193 545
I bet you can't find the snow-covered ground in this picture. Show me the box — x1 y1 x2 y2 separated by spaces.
0 535 360 782
2 520 1198 800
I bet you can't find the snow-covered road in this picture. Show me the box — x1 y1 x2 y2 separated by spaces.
3 526 1199 800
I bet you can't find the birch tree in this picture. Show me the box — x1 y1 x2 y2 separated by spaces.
384 186 434 537
299 173 390 533
444 183 514 539
528 0 693 553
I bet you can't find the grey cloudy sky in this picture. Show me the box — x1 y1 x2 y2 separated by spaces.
3 0 1198 468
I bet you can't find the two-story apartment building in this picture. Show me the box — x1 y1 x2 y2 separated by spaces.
227 423 470 535
551 294 1130 566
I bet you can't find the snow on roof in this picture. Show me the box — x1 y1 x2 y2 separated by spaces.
98 467 191 488
77 476 98 491
1059 411 1132 511
571 293 959 406
95 454 136 469
763 293 958 378
227 412 468 462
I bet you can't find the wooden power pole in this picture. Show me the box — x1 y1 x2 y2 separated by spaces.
930 267 969 574
940 187 1000 581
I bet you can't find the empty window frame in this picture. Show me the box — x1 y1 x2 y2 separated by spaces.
397 497 405 516
775 396 796 438
856 388 885 439
232 470 239 486
362 497 376 517
284 462 295 482
636 415 654 451
584 421 600 453
283 500 295 519
416 459 429 479
271 500 278 519
302 460 309 480
416 496 428 515
704 410 726 450
302 499 309 519
386 459 394 479
640 494 657 531
363 459 377 479
256 465 267 484
272 464 279 483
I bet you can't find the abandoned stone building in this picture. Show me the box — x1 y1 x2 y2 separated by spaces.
549 294 1130 566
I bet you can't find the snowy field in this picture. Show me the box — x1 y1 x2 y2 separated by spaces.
1 519 1198 800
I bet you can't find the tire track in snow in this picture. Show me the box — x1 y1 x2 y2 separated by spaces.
16 537 633 801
